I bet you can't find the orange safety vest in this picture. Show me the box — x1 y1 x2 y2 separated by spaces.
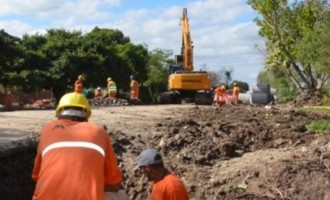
214 87 225 96
107 81 117 98
95 90 103 98
74 80 83 93
32 119 122 200
130 80 139 99
213 87 227 103
233 86 240 97
232 85 240 105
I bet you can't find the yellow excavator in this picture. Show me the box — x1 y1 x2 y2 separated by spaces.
160 8 213 104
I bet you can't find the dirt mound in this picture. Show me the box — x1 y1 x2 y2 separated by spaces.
291 92 323 107
1 104 330 200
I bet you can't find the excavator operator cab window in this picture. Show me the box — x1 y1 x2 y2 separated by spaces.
169 64 183 74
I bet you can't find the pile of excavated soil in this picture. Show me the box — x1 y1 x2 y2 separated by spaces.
1 104 330 200
291 91 323 107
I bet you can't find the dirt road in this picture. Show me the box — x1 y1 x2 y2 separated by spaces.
0 105 190 146
1 104 330 200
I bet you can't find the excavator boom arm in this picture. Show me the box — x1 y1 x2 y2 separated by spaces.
181 8 193 71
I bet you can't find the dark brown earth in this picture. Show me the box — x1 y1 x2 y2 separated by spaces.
1 96 330 200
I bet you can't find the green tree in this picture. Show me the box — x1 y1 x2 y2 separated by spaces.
82 27 131 89
2 26 158 103
276 77 299 103
144 48 173 103
16 27 149 100
16 34 50 92
315 22 330 94
38 29 83 99
0 29 22 87
116 43 149 92
248 0 330 95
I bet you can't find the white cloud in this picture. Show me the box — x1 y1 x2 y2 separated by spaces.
0 20 33 36
0 0 59 15
0 0 266 88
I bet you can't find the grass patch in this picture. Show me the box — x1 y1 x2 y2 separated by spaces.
298 106 330 113
298 106 330 134
307 119 330 134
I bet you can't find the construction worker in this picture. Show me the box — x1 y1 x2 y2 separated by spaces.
95 87 103 98
130 75 139 100
213 85 226 106
32 92 123 200
107 77 117 98
74 74 84 93
135 148 189 200
232 82 240 105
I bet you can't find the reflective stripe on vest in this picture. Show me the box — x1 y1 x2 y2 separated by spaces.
42 141 105 157
108 82 117 93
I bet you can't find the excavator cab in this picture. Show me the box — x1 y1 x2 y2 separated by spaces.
169 64 183 74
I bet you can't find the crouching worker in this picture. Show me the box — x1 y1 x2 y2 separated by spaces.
135 148 190 200
95 87 103 98
214 85 226 107
32 92 123 200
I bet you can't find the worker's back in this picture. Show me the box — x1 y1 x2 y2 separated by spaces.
32 119 121 200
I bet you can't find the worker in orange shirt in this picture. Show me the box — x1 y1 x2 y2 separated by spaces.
213 85 226 106
107 77 117 98
130 75 139 100
135 148 189 200
232 82 240 105
95 87 103 98
74 74 84 93
32 92 123 200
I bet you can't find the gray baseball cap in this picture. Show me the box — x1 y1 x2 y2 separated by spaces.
134 148 163 170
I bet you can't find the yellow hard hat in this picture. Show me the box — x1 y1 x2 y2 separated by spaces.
107 77 112 82
221 85 226 90
78 75 85 80
56 92 91 119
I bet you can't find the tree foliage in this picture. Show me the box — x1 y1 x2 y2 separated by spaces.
249 0 330 95
0 28 150 100
0 29 22 87
144 48 174 103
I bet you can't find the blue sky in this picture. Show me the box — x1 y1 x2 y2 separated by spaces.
0 0 266 89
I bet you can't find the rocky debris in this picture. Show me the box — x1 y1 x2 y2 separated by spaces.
1 104 330 200
89 97 130 107
88 97 144 107
23 99 56 110
113 105 330 200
